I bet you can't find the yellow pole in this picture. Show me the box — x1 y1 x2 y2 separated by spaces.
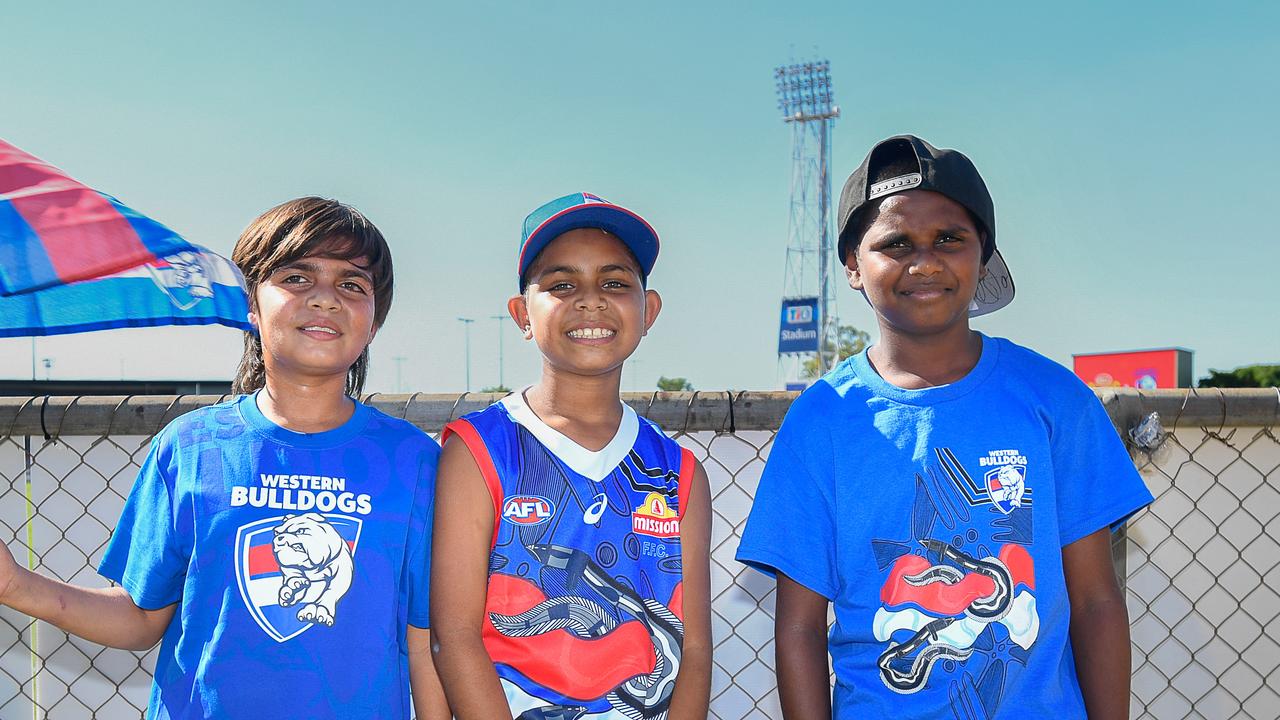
23 436 39 720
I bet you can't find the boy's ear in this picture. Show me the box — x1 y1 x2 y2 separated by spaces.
844 253 864 291
508 295 533 339
642 289 662 335
246 289 261 331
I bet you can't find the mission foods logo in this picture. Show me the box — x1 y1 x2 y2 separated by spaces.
632 492 680 539
502 495 555 526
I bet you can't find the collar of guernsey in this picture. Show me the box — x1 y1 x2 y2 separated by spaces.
500 389 639 482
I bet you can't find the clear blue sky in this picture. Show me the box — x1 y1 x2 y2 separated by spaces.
2 1 1276 391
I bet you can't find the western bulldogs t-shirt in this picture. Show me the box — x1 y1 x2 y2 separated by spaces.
98 392 437 720
737 335 1152 719
445 391 694 720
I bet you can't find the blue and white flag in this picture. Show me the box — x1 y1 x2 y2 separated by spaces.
0 139 251 338
0 246 252 338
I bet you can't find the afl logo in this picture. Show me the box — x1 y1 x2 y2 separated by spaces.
502 495 555 526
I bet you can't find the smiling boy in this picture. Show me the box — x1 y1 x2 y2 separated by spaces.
431 193 712 720
0 198 450 719
737 136 1153 719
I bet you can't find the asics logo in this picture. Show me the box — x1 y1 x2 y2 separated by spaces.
583 493 608 524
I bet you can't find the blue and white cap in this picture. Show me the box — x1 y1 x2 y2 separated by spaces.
517 193 660 290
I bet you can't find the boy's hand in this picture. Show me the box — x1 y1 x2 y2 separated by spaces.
0 540 176 651
408 626 451 719
776 573 833 719
1064 527 1131 720
0 542 23 605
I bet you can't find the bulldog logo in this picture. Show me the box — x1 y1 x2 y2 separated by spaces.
233 513 363 642
144 251 215 310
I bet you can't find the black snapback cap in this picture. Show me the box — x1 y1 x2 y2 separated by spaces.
836 135 1014 317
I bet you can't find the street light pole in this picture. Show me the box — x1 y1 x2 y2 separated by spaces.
490 315 507 390
457 317 475 392
393 356 406 393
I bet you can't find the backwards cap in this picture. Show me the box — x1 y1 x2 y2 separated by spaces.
836 135 1015 317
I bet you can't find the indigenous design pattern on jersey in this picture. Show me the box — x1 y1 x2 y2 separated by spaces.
871 447 1039 700
447 394 692 720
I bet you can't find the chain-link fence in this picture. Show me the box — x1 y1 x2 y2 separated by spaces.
1 389 1277 719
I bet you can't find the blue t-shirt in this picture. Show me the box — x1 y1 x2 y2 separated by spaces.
98 392 438 720
445 392 693 720
736 335 1152 719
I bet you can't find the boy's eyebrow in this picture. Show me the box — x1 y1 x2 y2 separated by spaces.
598 263 640 274
276 259 374 281
869 225 975 246
867 231 909 246
339 266 375 281
535 262 640 279
534 263 582 277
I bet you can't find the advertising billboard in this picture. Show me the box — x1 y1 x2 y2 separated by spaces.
1072 348 1194 389
778 297 819 354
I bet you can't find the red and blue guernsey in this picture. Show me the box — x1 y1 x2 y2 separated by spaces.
445 391 694 720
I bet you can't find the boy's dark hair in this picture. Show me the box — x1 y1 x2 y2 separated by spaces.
231 197 394 397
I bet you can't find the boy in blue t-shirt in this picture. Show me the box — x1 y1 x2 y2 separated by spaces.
736 136 1153 719
0 197 448 719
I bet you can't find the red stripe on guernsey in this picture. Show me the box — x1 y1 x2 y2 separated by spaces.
443 420 503 549
676 447 695 520
247 540 356 577
998 543 1035 591
483 574 656 700
881 554 996 615
668 581 685 623
881 545 1035 615
0 143 149 285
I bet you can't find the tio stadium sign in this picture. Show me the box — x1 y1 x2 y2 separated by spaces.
778 297 820 354
1072 348 1193 389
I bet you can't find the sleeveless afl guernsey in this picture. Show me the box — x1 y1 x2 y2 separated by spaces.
444 392 694 720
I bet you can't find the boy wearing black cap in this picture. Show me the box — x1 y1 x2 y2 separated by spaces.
737 136 1152 719
431 193 712 720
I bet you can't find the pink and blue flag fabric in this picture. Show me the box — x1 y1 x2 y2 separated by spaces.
0 139 251 337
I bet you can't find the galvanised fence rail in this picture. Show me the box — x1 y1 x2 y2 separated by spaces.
1 389 1277 719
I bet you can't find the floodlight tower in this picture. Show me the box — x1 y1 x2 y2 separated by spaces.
775 60 839 383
